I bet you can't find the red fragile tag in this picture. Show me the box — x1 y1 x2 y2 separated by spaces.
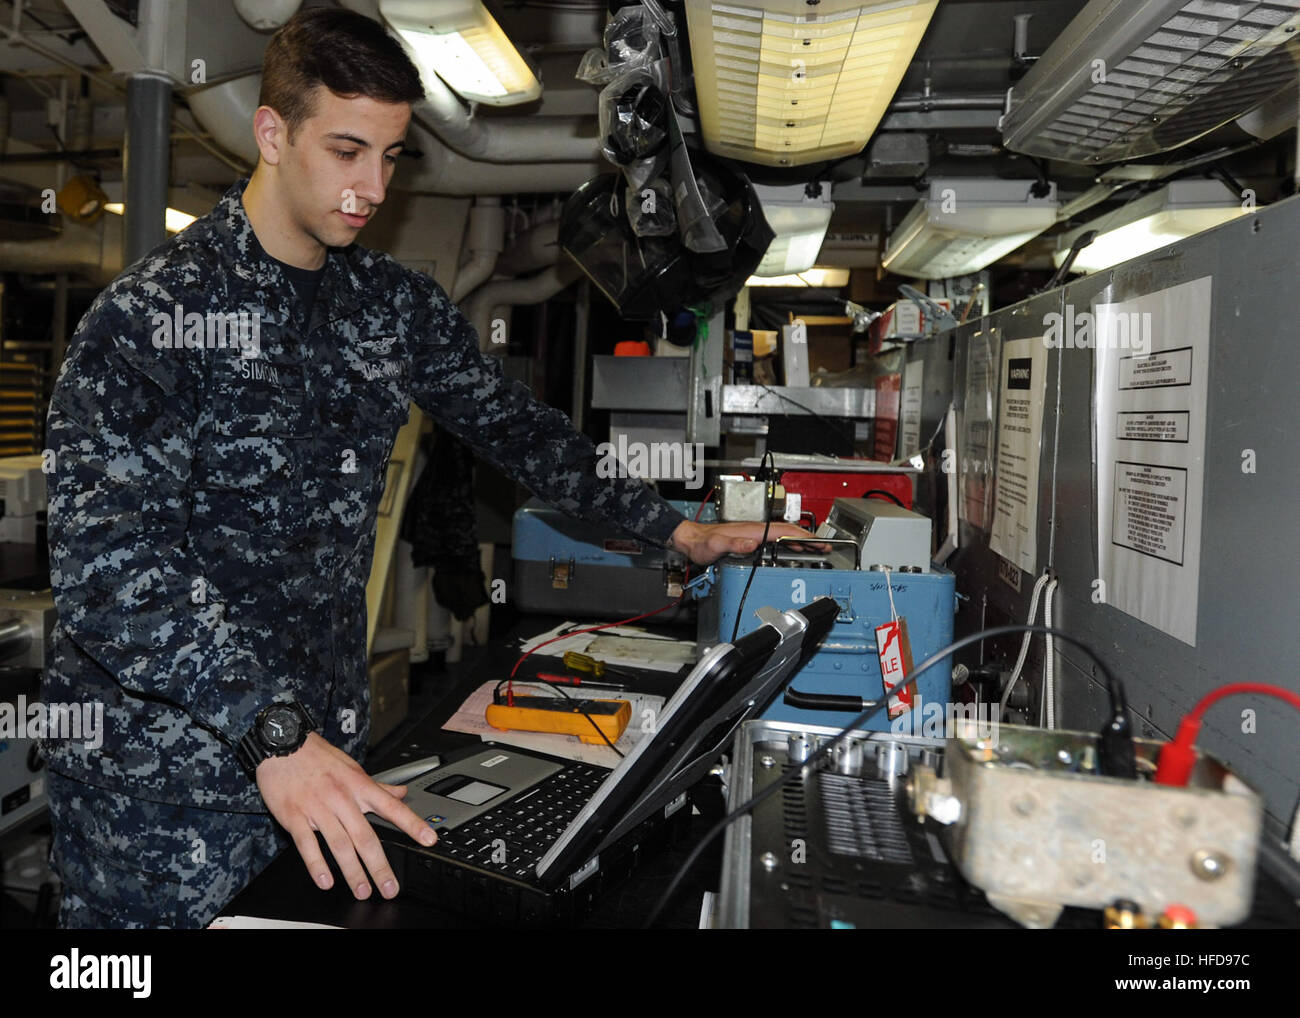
875 617 916 719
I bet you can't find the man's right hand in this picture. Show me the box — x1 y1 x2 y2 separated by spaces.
256 732 437 900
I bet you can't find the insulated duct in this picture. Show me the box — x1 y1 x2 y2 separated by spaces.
464 262 581 353
403 122 602 195
412 78 600 163
493 219 560 276
450 197 505 302
0 216 122 285
187 74 603 196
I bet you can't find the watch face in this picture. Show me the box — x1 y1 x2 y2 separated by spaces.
263 706 301 749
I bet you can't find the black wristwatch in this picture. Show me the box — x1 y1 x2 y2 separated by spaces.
236 701 317 778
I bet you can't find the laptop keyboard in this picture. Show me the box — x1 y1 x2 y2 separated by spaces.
431 763 607 880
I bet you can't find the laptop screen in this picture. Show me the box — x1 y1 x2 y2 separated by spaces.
536 596 839 886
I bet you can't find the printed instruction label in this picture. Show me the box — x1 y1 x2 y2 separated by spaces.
900 359 925 458
1119 347 1193 390
1117 411 1190 444
960 330 996 529
989 337 1048 573
1112 462 1188 565
1095 277 1210 646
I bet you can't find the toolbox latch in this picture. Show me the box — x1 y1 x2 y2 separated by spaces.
664 558 686 598
549 556 575 589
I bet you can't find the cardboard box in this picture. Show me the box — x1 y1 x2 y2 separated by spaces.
807 329 851 374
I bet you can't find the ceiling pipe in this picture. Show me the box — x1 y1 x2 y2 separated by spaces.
187 74 262 165
494 219 560 277
187 74 603 194
338 0 601 162
410 66 601 163
0 216 122 285
399 121 602 195
450 196 505 302
233 0 303 32
464 262 582 354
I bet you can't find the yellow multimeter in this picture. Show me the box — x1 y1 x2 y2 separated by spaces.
486 694 631 745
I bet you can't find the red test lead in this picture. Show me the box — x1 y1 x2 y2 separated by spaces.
1154 682 1300 786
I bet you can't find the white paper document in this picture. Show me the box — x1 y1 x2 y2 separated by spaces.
518 622 693 673
1094 276 1211 646
960 330 997 529
900 359 925 458
443 680 665 767
989 337 1048 572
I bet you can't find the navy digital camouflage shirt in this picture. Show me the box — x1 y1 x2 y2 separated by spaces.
42 179 686 811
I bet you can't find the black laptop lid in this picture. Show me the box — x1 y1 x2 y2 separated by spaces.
535 596 839 887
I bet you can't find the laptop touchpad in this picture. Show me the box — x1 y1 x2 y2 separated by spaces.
427 774 508 806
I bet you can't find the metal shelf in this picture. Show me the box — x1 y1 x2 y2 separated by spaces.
721 385 876 419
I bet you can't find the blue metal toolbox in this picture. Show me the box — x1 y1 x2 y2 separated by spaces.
700 562 956 732
512 498 716 622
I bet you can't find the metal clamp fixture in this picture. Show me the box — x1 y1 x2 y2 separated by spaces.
682 564 717 599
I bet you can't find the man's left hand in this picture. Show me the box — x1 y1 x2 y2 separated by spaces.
668 519 825 566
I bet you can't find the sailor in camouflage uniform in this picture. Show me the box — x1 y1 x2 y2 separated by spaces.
41 8 809 928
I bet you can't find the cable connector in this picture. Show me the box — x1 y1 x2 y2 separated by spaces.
1154 683 1300 787
1154 716 1202 786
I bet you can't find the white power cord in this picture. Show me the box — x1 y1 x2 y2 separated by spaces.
999 570 1052 718
1043 577 1058 729
1290 801 1300 862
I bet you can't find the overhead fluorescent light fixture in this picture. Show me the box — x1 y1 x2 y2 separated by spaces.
881 179 1059 280
684 0 939 167
752 182 834 275
1002 0 1300 165
380 0 540 107
745 266 850 287
104 203 198 234
1052 179 1250 274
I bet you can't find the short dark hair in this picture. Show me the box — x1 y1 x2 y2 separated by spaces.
259 6 424 138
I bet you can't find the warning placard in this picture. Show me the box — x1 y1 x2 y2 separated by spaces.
1112 462 1187 566
1119 347 1193 389
1095 277 1210 647
1117 411 1190 444
989 338 1047 573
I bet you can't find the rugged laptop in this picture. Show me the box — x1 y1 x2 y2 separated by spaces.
369 596 839 925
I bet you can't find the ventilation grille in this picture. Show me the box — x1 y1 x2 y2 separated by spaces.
817 772 913 863
1006 0 1300 163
